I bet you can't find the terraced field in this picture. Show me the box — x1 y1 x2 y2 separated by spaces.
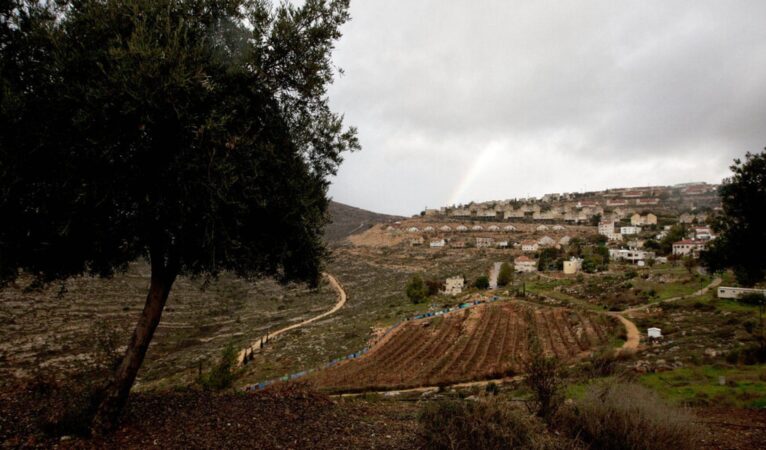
310 302 620 392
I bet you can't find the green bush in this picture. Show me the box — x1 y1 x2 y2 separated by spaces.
418 398 554 450
524 346 563 422
561 382 695 450
474 275 490 289
406 275 428 304
497 262 512 287
199 344 239 390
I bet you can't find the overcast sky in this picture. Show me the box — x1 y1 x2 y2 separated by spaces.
325 1 766 216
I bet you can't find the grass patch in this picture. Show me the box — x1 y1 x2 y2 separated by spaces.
639 365 766 408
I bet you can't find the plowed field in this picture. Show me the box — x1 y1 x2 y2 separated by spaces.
310 302 620 392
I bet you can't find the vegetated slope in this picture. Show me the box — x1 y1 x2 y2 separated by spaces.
324 201 402 243
310 302 620 392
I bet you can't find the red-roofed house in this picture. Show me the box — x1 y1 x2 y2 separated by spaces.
672 240 707 257
514 255 537 273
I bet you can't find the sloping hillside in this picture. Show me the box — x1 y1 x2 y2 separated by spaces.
324 201 402 243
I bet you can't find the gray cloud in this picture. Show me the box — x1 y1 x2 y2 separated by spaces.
327 0 766 215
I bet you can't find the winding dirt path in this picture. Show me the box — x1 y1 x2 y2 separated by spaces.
237 272 347 365
623 276 722 314
609 313 639 352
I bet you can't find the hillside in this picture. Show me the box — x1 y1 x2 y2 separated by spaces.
324 201 403 243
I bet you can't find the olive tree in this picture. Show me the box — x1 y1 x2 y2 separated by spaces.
0 0 358 432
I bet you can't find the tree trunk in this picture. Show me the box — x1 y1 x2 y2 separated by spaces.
90 263 176 435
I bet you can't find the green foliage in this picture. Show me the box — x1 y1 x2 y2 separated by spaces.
582 244 609 273
199 344 239 391
473 275 490 289
425 278 444 296
524 344 563 422
702 150 766 285
0 0 358 286
659 225 687 256
537 247 563 272
497 262 512 287
406 275 428 304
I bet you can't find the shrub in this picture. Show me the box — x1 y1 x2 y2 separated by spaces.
418 398 554 450
561 382 695 450
425 279 444 296
199 344 239 390
524 345 563 423
497 262 512 287
473 275 490 290
406 275 428 304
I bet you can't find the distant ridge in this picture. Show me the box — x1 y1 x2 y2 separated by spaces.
325 201 403 242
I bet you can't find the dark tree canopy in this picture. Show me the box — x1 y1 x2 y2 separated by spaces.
0 0 357 432
702 150 766 286
0 0 358 287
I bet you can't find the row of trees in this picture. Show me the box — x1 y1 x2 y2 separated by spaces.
404 263 513 303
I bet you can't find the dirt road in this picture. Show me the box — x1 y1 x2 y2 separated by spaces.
237 272 347 365
623 276 722 314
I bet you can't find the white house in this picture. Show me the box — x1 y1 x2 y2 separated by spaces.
430 239 446 248
472 225 484 231
717 286 766 299
521 240 539 252
439 225 452 232
504 210 525 219
598 221 615 237
488 225 501 231
456 225 468 232
423 226 435 233
672 239 707 257
609 248 655 263
647 327 662 339
514 255 537 273
536 225 549 231
552 225 566 231
694 227 713 240
538 236 556 247
503 225 517 232
496 240 509 248
620 226 641 235
476 237 494 248
444 276 465 296
410 237 424 246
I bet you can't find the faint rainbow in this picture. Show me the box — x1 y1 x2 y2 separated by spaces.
447 144 499 206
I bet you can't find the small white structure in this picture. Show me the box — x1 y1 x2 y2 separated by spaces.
472 225 484 231
609 248 655 263
423 226 435 233
430 239 446 248
521 240 539 252
647 327 663 339
559 235 571 246
476 237 494 248
407 227 419 233
536 225 549 231
503 225 517 232
620 226 641 235
552 224 566 231
496 240 509 248
487 225 501 231
717 286 766 299
456 225 468 232
439 225 452 232
563 257 583 274
514 255 537 273
410 237 424 246
444 276 465 296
